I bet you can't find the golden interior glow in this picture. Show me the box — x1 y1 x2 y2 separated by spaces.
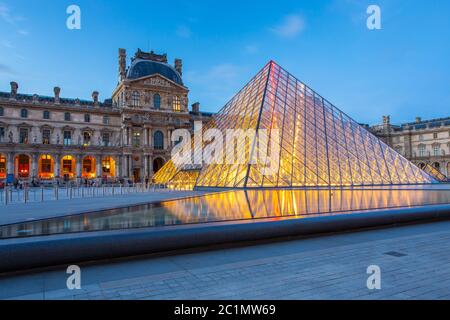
155 61 435 189
82 156 96 179
0 154 6 179
38 154 54 179
101 157 115 178
61 155 76 179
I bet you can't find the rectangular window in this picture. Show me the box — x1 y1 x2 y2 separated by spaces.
0 127 4 142
433 132 438 139
63 131 72 146
102 133 110 146
42 129 51 144
19 128 28 144
133 132 141 147
103 116 110 125
434 145 440 156
64 112 71 121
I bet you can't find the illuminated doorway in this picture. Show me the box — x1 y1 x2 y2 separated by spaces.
61 155 75 180
0 154 6 179
15 154 30 178
82 156 96 179
38 155 54 180
101 157 116 178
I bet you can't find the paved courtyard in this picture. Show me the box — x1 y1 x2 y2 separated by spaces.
2 219 450 300
0 189 208 225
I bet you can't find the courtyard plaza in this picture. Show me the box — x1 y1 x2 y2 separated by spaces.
1 218 450 300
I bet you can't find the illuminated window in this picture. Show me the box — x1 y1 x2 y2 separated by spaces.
133 131 141 147
153 94 161 109
17 154 30 178
0 154 6 179
132 91 140 107
102 157 116 177
61 155 75 177
40 155 53 174
154 131 164 150
172 96 181 112
20 109 28 118
82 156 96 179
42 129 51 144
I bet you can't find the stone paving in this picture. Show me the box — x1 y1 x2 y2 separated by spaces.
2 220 450 300
0 190 208 225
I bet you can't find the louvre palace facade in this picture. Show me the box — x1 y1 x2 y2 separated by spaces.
0 48 212 184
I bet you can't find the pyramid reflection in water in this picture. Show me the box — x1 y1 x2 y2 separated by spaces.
155 61 435 188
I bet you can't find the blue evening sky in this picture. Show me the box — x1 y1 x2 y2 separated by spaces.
0 0 449 125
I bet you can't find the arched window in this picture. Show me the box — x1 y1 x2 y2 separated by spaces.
132 91 140 107
153 93 161 109
172 96 181 112
20 109 28 118
153 131 164 150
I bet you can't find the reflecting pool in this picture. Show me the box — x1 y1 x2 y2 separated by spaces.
1 188 450 239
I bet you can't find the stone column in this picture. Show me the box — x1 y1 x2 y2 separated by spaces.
31 153 38 179
7 153 14 176
143 127 148 147
115 156 121 180
54 154 60 178
76 154 82 179
96 155 102 179
143 155 148 178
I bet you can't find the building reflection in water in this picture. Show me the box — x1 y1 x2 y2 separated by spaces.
1 189 450 239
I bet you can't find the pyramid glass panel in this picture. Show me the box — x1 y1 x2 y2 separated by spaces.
155 61 436 188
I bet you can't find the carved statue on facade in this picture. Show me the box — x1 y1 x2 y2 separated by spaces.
8 131 13 143
56 133 60 145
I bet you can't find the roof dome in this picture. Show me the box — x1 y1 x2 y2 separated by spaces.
127 59 183 85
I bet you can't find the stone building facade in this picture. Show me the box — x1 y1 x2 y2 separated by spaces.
0 48 212 184
369 116 450 179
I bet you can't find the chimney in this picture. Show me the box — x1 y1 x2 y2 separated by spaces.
10 81 18 99
174 58 182 77
119 48 127 81
415 117 422 123
192 102 200 113
92 91 99 105
382 115 390 127
54 86 61 104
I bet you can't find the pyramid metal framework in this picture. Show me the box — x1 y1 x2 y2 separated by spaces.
154 61 435 188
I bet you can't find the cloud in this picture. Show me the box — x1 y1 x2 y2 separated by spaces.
0 40 14 48
244 44 259 54
0 63 15 76
176 25 192 39
270 14 305 38
0 3 24 25
17 29 29 36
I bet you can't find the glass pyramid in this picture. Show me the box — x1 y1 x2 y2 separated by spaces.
154 61 435 188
